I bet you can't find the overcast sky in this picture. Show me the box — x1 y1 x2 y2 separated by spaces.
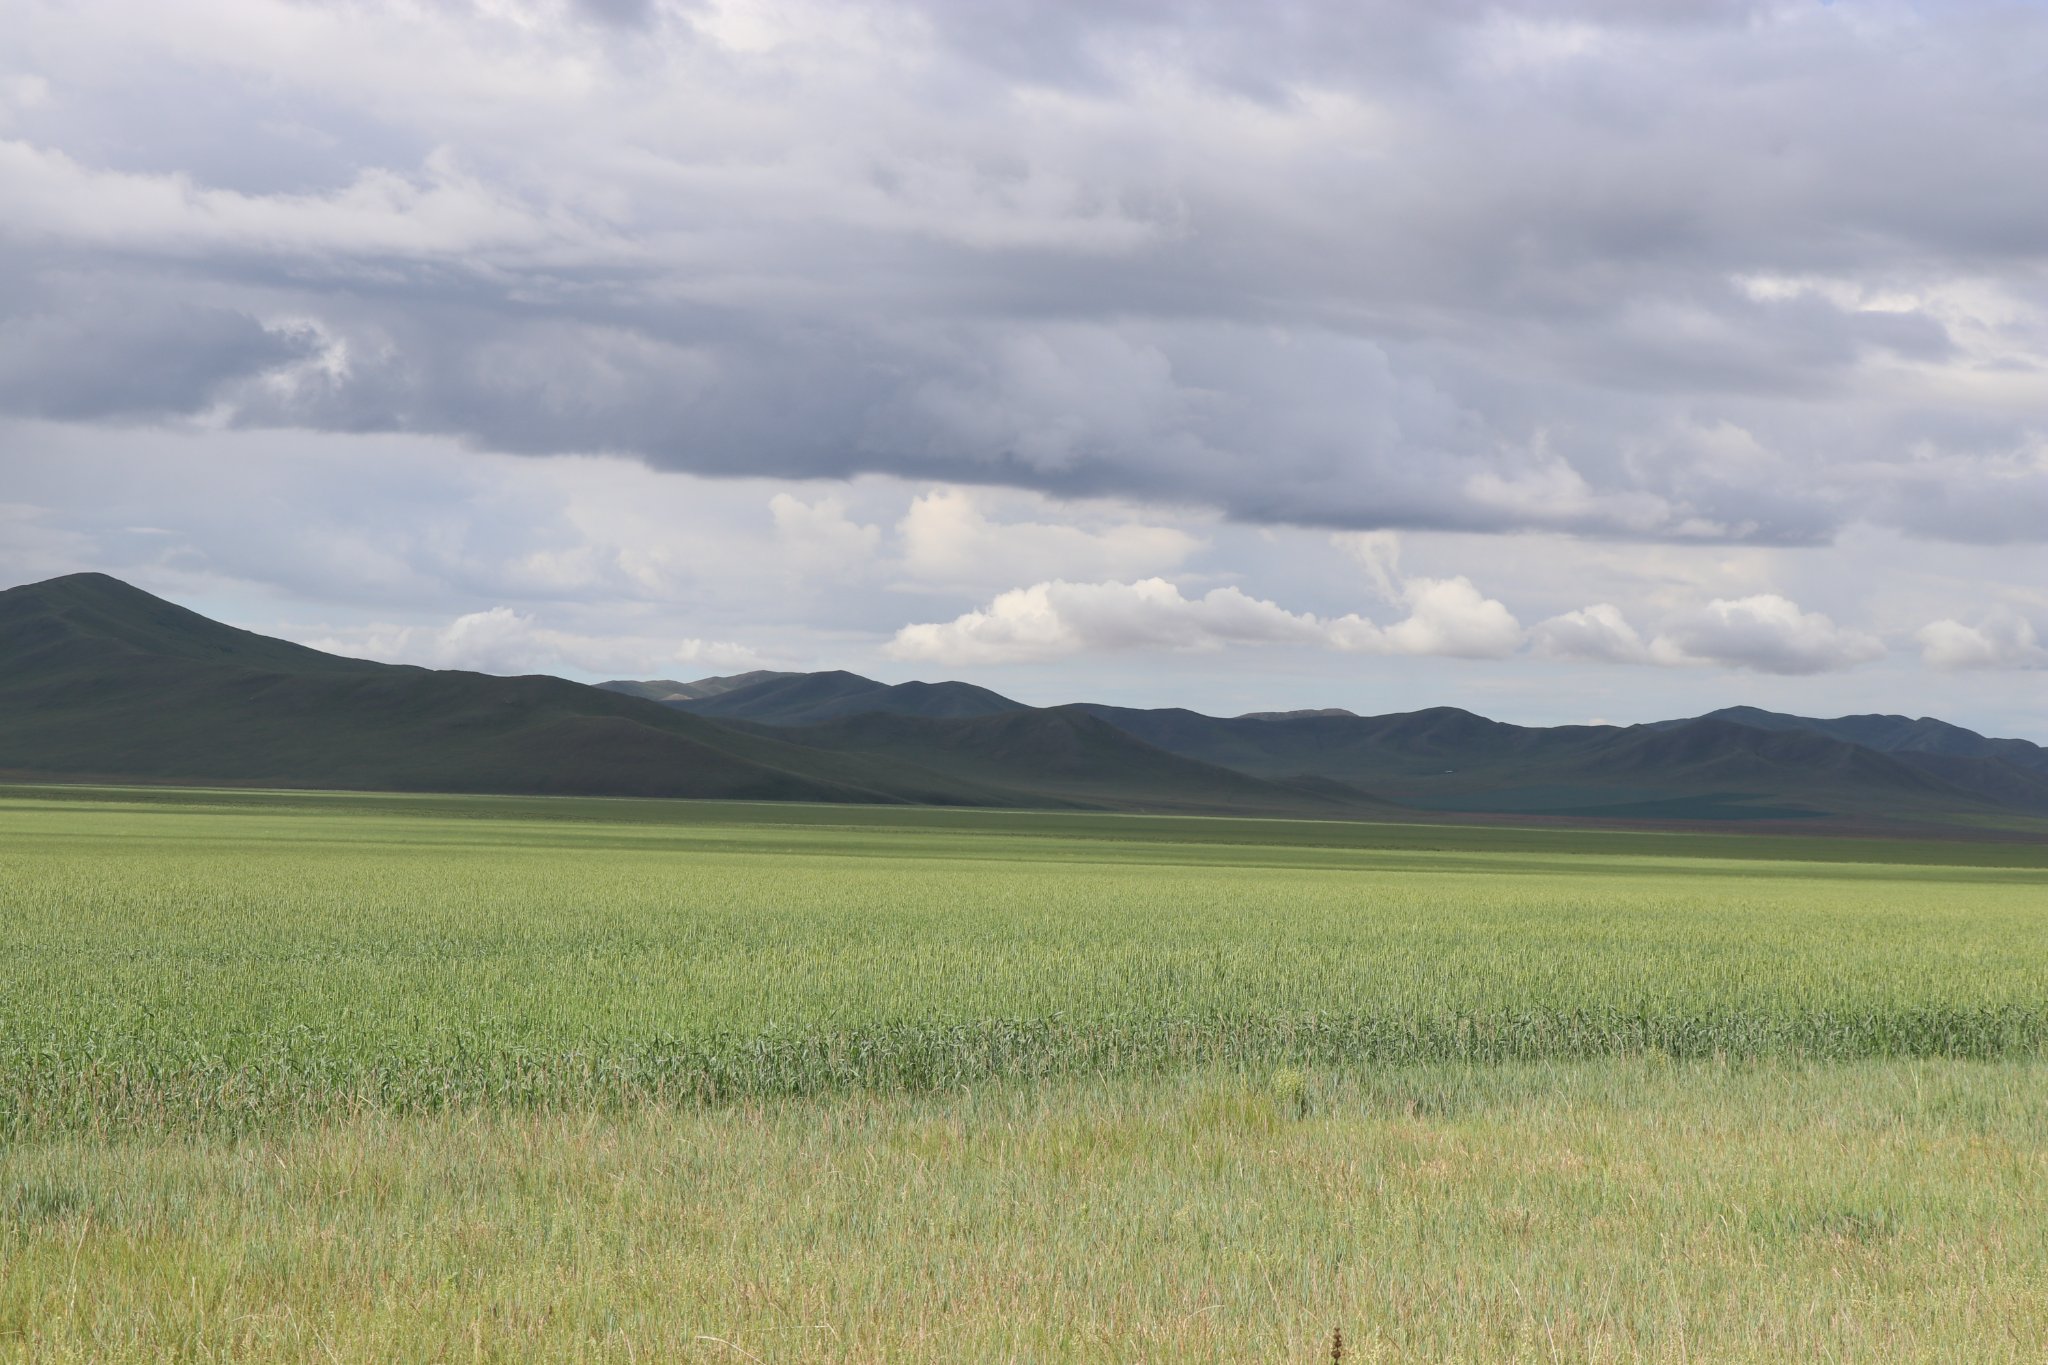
3 0 2045 736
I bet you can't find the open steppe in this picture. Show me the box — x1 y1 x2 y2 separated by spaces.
4 785 2047 1360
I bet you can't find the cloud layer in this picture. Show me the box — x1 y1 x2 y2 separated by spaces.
305 606 760 678
6 0 2048 543
3 2 2046 738
1918 612 2048 672
889 551 1888 676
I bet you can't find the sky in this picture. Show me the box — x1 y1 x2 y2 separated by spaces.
2 0 2045 737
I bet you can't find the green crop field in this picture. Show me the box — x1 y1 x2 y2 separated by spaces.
4 785 2048 1361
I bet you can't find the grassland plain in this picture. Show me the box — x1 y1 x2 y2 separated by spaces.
3 785 2048 1360
7 1062 2048 1362
2 784 2048 1131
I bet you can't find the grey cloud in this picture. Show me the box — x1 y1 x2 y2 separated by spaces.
571 0 661 29
0 278 313 420
1881 468 2048 546
911 0 1772 101
5 0 2048 544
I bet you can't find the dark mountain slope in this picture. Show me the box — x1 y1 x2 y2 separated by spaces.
729 707 1396 817
1073 700 2045 820
1532 717 2048 820
599 672 797 704
1071 703 1618 781
1883 750 2048 812
3 572 375 678
12 582 2043 825
1569 717 1968 796
665 669 1027 725
597 666 2048 822
0 575 1019 804
1698 706 2048 774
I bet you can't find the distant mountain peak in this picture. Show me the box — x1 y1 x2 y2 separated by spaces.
1238 708 1359 721
0 571 379 677
1686 705 2046 773
0 577 1022 805
599 671 797 704
613 669 1028 726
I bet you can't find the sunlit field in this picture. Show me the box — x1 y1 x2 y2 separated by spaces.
3 786 2046 1360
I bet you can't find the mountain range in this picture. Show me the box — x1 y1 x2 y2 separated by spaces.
4 573 2045 831
599 664 2048 824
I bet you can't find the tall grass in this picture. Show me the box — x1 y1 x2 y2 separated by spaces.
1 791 2045 1134
7 1060 2048 1361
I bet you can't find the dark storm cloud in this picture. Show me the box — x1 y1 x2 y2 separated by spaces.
1883 469 2048 546
0 273 314 421
4 0 2048 541
569 0 659 28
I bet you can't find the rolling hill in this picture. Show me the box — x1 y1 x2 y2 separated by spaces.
598 672 797 704
647 669 1027 725
0 575 1028 804
0 574 1381 816
5 574 2042 828
1689 706 2048 774
721 707 1395 817
613 668 2048 824
1069 700 2048 821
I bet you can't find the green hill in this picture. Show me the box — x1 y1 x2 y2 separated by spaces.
1695 706 2048 774
1064 702 2048 822
598 664 2048 824
729 707 1396 817
597 672 798 704
0 575 1017 804
10 577 2045 827
0 574 1378 816
651 669 1028 725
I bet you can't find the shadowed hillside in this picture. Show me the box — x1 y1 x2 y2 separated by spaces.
7 576 2043 828
657 669 1027 725
1691 706 2048 774
0 575 1015 804
598 672 797 704
622 666 2048 824
729 707 1397 817
1071 700 2048 821
0 575 1382 816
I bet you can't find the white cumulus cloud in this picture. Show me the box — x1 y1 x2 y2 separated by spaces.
1648 594 1885 675
304 607 761 678
888 571 1524 665
1530 602 1654 665
1917 611 2048 670
887 578 1325 664
1536 595 1887 675
896 487 1201 590
1335 576 1526 660
769 493 882 578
